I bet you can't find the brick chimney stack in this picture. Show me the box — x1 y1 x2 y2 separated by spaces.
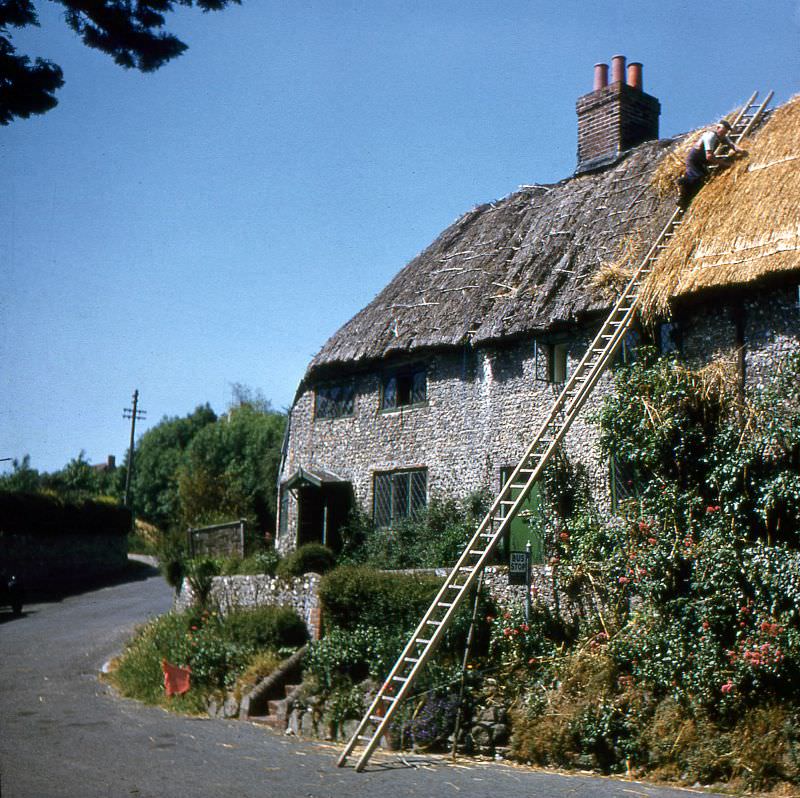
576 54 660 174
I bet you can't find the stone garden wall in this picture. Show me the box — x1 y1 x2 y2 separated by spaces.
175 573 323 640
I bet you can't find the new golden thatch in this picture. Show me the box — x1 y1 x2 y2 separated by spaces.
641 95 800 318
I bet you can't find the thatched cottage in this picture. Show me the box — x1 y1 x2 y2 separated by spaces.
276 57 800 556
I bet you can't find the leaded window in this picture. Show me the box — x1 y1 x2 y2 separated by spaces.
315 382 355 419
381 365 426 410
373 468 427 528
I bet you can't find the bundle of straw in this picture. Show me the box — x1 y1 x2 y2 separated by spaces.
591 234 642 299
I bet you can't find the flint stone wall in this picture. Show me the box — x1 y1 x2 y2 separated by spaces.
173 564 609 645
278 328 612 554
174 573 323 640
279 284 800 553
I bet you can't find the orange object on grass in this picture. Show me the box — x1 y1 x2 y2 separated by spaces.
161 659 191 696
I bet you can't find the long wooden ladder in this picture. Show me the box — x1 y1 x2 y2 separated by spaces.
337 91 772 773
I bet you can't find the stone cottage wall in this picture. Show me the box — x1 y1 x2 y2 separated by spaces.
279 283 800 553
277 327 614 553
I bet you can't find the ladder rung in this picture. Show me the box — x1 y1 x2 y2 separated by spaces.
437 602 454 608
447 584 464 590
381 695 396 702
392 675 408 682
358 734 372 741
369 715 383 722
415 638 432 645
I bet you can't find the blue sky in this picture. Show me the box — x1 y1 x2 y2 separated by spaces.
2 0 799 473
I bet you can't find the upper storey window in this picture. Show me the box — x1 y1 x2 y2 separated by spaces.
381 364 427 411
315 383 355 419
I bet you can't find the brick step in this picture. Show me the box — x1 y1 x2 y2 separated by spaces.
284 683 301 696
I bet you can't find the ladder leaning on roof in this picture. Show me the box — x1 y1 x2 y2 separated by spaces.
337 91 773 773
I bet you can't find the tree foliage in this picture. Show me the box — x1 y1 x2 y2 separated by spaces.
131 403 217 529
0 451 121 499
177 403 286 533
0 0 240 125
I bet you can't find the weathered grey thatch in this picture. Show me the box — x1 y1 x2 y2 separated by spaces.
308 138 677 378
307 96 800 381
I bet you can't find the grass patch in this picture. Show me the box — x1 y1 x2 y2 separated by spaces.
109 606 307 712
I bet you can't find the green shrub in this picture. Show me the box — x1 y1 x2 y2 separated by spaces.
222 605 308 650
219 549 281 576
0 490 131 537
112 605 307 710
318 565 442 634
186 557 220 607
306 625 404 689
276 543 336 578
338 492 490 569
318 565 492 665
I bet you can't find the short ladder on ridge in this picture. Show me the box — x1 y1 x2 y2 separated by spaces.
337 90 773 773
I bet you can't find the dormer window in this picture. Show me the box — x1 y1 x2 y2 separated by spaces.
381 364 427 410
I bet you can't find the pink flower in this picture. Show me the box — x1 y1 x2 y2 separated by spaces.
618 576 630 585
721 681 734 694
702 621 710 630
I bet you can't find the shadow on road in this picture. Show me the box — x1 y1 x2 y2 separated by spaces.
17 558 163 606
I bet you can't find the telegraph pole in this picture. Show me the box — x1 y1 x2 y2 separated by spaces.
123 389 146 509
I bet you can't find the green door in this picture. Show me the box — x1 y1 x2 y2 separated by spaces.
500 467 545 574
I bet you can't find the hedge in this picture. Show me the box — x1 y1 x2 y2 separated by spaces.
0 491 131 538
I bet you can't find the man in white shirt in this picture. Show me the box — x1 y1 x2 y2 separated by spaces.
677 120 747 208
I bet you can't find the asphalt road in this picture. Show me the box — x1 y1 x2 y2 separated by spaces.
0 563 725 798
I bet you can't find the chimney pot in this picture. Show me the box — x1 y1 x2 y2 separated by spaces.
611 54 626 84
593 63 609 91
576 55 660 173
627 62 643 91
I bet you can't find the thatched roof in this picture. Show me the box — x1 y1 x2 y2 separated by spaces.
307 96 799 380
309 139 676 376
641 95 800 317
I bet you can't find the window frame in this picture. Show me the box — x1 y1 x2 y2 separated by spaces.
314 381 355 420
548 342 569 384
380 363 427 412
373 468 428 528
